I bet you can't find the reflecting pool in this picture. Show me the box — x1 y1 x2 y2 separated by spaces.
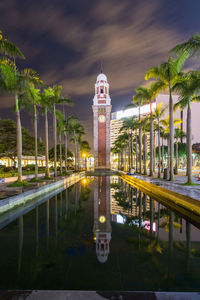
0 176 200 291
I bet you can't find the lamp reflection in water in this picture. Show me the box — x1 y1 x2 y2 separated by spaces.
93 176 111 263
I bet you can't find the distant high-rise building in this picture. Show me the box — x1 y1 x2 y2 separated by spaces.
110 101 156 168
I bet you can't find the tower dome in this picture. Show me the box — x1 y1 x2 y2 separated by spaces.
97 73 107 82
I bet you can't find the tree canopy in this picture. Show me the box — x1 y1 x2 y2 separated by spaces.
0 118 45 164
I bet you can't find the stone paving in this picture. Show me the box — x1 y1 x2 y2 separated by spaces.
1 290 200 299
133 173 200 201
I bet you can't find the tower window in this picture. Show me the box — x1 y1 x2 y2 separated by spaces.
101 89 104 94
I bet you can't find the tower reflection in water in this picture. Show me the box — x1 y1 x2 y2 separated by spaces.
93 176 112 263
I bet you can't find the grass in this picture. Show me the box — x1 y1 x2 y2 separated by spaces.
180 182 198 186
8 180 30 187
0 170 46 178
29 177 43 182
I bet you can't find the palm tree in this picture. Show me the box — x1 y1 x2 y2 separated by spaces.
132 88 148 174
0 60 32 182
0 33 25 183
115 133 129 171
111 139 123 170
21 69 43 179
154 103 166 178
63 116 78 172
120 116 137 172
40 88 52 178
170 33 200 58
171 34 200 142
174 127 186 175
132 83 161 176
56 110 65 175
145 52 189 180
43 86 73 177
173 71 200 183
0 30 25 59
160 127 167 173
69 119 85 171
141 116 149 175
160 115 182 177
52 86 73 177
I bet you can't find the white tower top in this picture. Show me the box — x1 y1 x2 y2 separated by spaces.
93 72 111 106
97 73 107 82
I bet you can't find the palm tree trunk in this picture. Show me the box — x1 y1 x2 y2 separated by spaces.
59 133 62 175
150 103 154 177
143 133 147 175
53 104 57 177
139 110 142 174
162 137 164 173
175 140 178 175
34 104 38 179
128 133 131 172
121 149 123 170
130 132 133 169
180 109 183 143
153 130 156 173
74 134 77 171
45 107 50 178
64 132 68 172
169 86 174 181
16 95 22 182
187 103 193 184
77 142 79 171
135 133 138 172
157 123 161 178
167 137 170 170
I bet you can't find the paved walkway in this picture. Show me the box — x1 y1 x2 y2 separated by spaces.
1 290 200 299
133 173 200 201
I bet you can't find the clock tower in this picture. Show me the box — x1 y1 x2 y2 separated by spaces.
92 72 112 169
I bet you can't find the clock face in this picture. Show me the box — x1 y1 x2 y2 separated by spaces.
99 215 106 223
98 114 106 123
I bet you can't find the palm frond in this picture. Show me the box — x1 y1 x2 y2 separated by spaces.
170 33 200 57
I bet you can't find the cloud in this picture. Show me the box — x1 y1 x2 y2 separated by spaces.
0 0 193 149
0 0 184 100
57 0 183 98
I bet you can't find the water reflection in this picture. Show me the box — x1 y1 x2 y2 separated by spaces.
18 215 23 272
94 176 111 263
0 176 200 291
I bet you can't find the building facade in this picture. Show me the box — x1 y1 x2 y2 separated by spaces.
92 73 112 169
110 102 156 169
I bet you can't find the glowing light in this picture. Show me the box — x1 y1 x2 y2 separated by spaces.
144 221 157 232
81 178 87 185
115 102 156 120
116 214 126 224
99 216 106 223
82 153 86 158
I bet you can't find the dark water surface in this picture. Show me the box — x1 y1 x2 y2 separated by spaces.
0 176 200 291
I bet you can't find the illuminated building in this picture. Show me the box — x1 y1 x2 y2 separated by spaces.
110 101 156 147
93 176 112 263
110 101 156 168
0 156 46 167
92 72 112 169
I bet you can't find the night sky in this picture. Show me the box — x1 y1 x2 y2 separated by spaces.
0 0 200 150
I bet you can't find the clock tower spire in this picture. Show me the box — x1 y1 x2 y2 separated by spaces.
92 72 112 169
